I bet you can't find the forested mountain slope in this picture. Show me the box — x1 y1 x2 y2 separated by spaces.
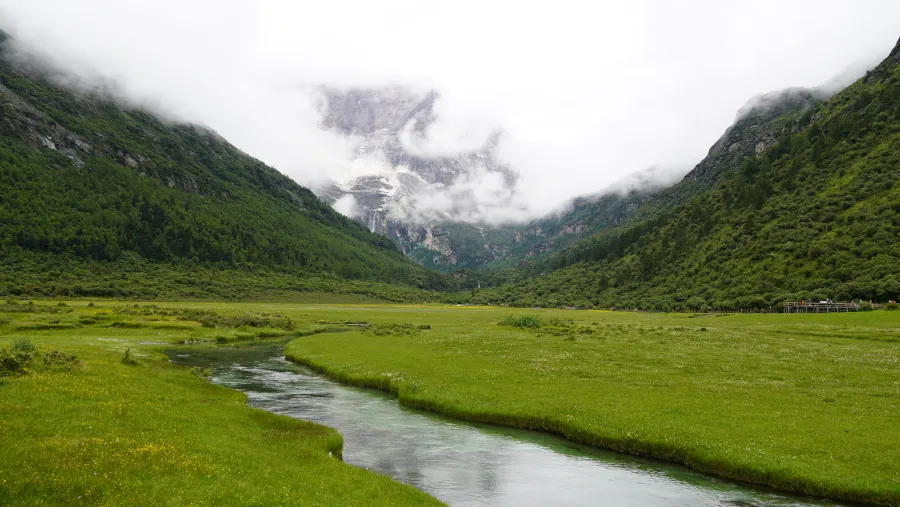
441 86 829 278
468 37 900 310
403 189 649 272
407 181 663 274
0 32 447 299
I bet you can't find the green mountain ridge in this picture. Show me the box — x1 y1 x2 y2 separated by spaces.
451 82 832 289
407 187 654 273
412 87 828 275
464 37 900 309
2 28 897 309
0 33 448 300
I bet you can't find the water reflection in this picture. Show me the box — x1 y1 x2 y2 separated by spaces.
169 345 842 507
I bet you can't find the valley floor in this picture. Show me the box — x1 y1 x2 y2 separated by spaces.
284 305 900 506
2 300 898 505
0 300 440 506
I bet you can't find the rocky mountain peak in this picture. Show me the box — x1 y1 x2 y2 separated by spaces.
734 88 823 121
677 87 823 190
319 86 437 138
318 86 512 185
314 85 516 254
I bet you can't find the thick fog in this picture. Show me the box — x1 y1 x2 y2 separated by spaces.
1 1 898 223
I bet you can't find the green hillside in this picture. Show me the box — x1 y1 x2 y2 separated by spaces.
414 86 828 275
469 37 900 310
0 33 447 299
406 189 653 273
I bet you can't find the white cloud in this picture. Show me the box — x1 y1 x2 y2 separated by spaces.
332 194 360 218
1 0 898 222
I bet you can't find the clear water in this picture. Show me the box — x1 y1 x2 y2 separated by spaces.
168 344 843 507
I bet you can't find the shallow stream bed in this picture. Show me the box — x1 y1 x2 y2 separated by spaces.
168 344 843 507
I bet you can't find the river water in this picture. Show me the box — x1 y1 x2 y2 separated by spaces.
168 344 841 507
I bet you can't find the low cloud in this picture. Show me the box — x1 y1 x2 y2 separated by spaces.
332 194 360 218
398 165 527 224
2 0 899 226
606 165 688 195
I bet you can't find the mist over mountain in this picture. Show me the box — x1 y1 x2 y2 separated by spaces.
305 86 690 269
463 36 900 308
1 2 899 284
0 30 448 300
314 86 520 231
307 79 839 272
2 1 898 245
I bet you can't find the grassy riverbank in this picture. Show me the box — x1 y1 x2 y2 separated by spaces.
4 300 899 505
284 307 900 505
0 301 441 506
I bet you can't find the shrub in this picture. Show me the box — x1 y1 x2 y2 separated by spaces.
0 316 11 325
111 321 148 329
0 348 30 375
140 308 296 330
198 315 218 328
256 330 289 338
43 349 79 371
364 323 421 336
859 302 874 311
500 315 544 329
189 366 213 378
13 338 37 356
547 318 575 328
121 348 138 366
885 302 898 311
0 303 70 314
0 339 38 376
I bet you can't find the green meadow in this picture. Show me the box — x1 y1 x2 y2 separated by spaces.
285 305 900 505
2 300 899 505
0 300 440 506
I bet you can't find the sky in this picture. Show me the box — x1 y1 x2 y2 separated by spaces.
1 1 899 223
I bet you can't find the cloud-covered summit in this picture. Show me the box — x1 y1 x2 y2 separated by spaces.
315 86 525 234
2 0 899 231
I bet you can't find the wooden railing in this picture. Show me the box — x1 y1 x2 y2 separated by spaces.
782 301 860 313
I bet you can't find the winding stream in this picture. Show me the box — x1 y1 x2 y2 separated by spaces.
168 344 842 507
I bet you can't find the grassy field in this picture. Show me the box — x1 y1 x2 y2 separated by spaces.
0 300 441 506
3 300 899 506
280 305 900 506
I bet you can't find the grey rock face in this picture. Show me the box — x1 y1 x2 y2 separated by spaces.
671 87 825 204
316 86 515 258
314 82 833 272
0 81 92 168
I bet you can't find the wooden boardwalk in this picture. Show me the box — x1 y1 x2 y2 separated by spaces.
783 301 860 313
